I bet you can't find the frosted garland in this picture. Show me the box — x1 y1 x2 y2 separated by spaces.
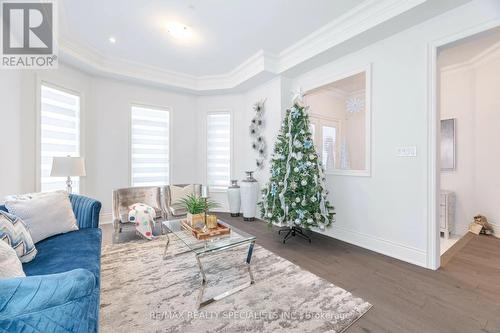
277 109 294 224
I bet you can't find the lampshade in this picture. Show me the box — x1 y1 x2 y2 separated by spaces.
50 157 86 177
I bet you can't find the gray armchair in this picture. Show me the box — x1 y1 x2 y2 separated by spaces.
112 186 165 241
163 184 202 219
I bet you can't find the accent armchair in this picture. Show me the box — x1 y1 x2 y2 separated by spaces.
112 186 165 242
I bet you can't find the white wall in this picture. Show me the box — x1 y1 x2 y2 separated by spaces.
474 53 500 232
86 78 198 215
290 0 500 267
0 72 24 198
196 78 283 212
440 50 500 236
0 66 92 198
0 65 199 217
440 68 476 235
1 0 499 268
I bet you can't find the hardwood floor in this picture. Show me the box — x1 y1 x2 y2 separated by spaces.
100 215 500 333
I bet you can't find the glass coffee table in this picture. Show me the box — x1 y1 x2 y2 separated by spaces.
162 218 256 308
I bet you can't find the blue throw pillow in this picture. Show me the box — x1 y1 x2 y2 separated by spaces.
0 211 37 263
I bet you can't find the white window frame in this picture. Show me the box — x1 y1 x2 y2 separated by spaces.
205 110 233 192
36 80 84 193
300 64 372 177
129 103 172 187
309 114 342 170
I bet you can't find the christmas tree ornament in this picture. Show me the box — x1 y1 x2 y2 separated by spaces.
259 90 335 243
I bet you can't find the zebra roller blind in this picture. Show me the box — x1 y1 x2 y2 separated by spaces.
40 84 81 192
207 112 231 190
131 105 170 186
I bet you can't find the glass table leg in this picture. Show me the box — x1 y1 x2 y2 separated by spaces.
196 241 256 308
162 232 171 260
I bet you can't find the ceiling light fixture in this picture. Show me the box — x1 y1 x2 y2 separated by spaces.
109 37 116 44
166 22 192 40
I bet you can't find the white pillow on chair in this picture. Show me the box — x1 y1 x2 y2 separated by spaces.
5 191 78 244
169 185 195 216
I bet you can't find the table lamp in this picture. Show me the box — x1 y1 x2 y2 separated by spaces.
201 185 209 224
50 156 86 193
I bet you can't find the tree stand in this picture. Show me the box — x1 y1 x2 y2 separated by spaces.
278 226 311 244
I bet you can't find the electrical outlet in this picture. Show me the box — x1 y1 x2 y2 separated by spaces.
397 146 417 157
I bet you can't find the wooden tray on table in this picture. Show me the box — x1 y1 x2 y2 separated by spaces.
181 220 231 240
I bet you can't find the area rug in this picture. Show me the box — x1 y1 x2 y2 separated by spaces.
100 236 371 332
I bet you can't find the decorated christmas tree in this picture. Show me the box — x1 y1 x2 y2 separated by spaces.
259 91 335 236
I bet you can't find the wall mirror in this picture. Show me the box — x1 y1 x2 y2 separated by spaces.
304 68 371 176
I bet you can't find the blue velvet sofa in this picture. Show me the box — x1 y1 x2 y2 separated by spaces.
0 194 102 333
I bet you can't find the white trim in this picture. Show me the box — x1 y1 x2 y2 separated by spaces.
129 103 172 187
278 0 426 72
427 18 500 270
440 41 500 75
302 64 372 177
491 223 500 239
331 225 427 267
59 0 427 93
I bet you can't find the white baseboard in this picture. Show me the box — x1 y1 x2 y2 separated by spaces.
99 212 113 225
328 225 428 268
491 223 500 239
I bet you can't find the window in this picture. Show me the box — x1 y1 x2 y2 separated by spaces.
322 123 339 169
207 112 231 190
40 84 81 192
131 105 170 186
304 69 370 175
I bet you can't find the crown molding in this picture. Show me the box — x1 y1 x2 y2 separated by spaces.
59 0 429 94
440 41 500 75
277 0 427 72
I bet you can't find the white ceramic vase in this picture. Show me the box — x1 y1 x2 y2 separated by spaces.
227 180 241 217
240 171 259 221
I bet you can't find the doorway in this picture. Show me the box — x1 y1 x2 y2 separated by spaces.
431 25 500 268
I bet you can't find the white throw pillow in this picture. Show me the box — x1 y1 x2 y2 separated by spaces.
170 185 195 204
5 191 78 243
0 240 25 278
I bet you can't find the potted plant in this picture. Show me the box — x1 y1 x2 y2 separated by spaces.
177 194 219 228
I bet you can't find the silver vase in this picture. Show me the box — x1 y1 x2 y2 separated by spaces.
240 171 259 221
227 180 241 217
